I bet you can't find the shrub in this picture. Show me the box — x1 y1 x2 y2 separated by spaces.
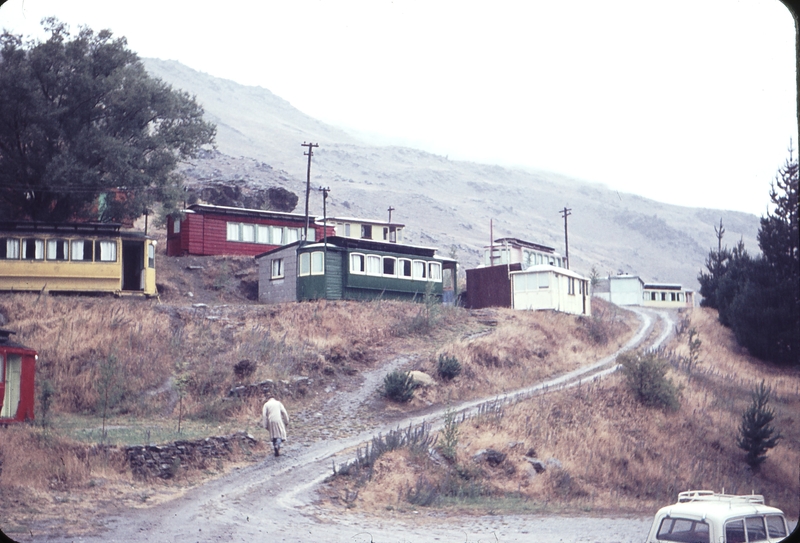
618 350 681 411
233 359 257 380
737 380 782 471
437 354 462 380
438 408 460 462
383 370 418 403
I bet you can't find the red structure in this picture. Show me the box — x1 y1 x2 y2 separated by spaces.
0 329 37 424
166 204 335 257
465 263 522 309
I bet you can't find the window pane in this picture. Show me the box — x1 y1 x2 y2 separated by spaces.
257 225 270 244
400 259 412 278
361 225 372 239
344 224 351 237
725 520 746 543
227 222 240 241
311 251 324 274
97 240 117 262
242 224 255 242
271 258 283 278
383 257 396 276
766 515 787 538
412 260 426 279
2 239 19 259
286 228 299 243
366 255 381 275
745 517 767 542
148 244 155 268
174 219 180 234
538 272 550 288
351 253 365 273
429 262 441 281
272 226 283 245
299 253 310 275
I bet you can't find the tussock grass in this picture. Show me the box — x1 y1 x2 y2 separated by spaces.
336 306 799 517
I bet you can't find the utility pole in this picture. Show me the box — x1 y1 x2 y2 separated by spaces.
387 206 395 223
560 207 572 269
301 142 319 241
318 186 330 247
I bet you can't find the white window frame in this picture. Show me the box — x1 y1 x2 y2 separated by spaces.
226 222 240 241
22 239 45 260
382 256 397 277
173 219 181 234
412 260 427 280
428 262 442 282
538 272 550 289
350 253 366 274
310 251 325 275
399 258 412 279
366 255 381 276
257 225 270 244
299 252 311 276
271 258 284 279
242 223 256 243
148 243 155 269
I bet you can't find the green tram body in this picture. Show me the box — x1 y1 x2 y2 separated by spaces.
294 237 456 303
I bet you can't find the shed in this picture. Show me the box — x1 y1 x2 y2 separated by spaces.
0 329 37 424
166 203 334 257
510 265 591 316
608 274 645 306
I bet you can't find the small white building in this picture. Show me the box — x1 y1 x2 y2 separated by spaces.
602 274 694 308
510 264 591 316
608 274 645 306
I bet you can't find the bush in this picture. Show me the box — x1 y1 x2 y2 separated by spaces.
233 359 257 380
437 354 462 380
618 350 681 411
737 380 782 471
383 370 418 403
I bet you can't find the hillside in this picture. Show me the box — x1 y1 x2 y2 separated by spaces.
143 58 761 291
1 263 798 538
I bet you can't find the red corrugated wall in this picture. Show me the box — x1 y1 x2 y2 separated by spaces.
168 211 335 257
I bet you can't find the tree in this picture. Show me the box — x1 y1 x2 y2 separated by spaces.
737 380 781 471
697 146 799 366
0 19 215 223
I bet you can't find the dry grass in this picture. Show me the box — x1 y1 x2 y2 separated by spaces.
326 306 800 518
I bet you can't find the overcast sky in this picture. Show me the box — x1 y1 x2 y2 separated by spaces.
1 0 796 216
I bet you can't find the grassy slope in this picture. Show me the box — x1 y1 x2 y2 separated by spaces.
0 250 797 533
323 307 800 518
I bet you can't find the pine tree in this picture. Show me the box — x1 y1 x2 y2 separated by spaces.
737 381 781 471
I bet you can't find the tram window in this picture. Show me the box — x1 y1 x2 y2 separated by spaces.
71 240 93 261
1 238 20 259
95 240 117 262
47 239 69 261
22 239 44 260
148 243 155 268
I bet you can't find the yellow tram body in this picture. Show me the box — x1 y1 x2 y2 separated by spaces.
0 222 157 297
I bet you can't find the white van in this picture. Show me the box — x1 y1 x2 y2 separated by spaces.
645 490 790 543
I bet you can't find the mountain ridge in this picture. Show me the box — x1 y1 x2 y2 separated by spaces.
143 58 761 291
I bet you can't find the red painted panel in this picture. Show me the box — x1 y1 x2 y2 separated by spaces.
0 345 37 424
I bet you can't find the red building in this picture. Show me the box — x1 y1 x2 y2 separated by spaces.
166 204 335 257
1 329 37 424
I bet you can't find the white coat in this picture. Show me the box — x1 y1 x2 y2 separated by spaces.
262 398 289 440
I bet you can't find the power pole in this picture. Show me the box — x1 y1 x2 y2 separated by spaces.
560 207 572 269
318 186 330 246
301 142 319 241
387 206 395 223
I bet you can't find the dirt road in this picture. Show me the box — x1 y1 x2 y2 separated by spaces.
30 308 673 543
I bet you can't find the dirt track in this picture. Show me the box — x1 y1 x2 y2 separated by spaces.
28 308 673 543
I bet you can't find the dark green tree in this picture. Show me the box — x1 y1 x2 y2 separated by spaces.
697 146 799 366
737 380 781 471
0 18 215 223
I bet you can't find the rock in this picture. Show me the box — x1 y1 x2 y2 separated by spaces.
408 370 435 387
524 457 547 473
473 448 506 466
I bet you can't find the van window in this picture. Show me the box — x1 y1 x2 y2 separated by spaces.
656 517 709 543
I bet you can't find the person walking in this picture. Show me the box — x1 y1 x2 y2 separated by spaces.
262 397 289 456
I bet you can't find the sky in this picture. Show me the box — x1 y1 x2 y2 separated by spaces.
0 0 797 217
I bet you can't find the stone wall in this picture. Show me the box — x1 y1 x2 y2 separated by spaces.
125 432 258 479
